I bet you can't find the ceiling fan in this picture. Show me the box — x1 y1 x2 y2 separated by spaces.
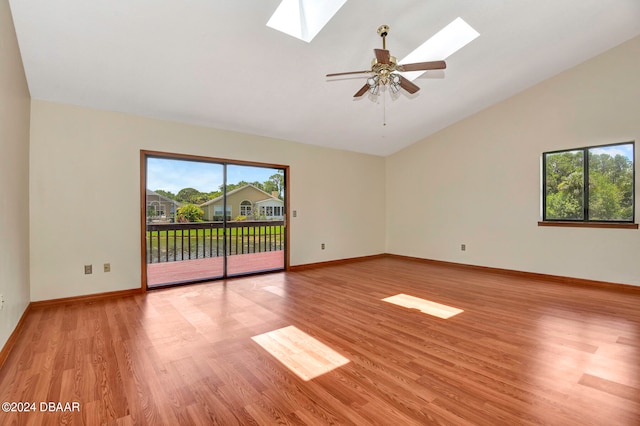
327 25 446 97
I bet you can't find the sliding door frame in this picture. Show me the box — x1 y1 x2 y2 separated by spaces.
140 149 290 291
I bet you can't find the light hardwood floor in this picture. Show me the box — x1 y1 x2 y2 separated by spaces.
1 257 639 425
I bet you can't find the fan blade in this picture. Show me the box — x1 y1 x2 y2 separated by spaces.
398 75 420 94
374 49 391 64
354 83 370 97
398 60 446 72
326 70 371 77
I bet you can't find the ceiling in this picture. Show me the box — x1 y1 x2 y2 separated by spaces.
9 0 640 156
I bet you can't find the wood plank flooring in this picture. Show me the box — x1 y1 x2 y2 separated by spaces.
1 256 639 425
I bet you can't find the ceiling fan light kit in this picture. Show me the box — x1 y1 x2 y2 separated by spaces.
327 25 447 98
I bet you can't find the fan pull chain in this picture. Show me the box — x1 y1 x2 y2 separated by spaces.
383 89 387 126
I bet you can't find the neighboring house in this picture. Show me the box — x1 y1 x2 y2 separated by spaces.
200 184 284 221
146 189 181 222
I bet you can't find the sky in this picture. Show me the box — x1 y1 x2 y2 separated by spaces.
147 158 282 194
590 143 634 160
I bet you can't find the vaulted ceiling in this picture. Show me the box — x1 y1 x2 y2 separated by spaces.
9 1 640 156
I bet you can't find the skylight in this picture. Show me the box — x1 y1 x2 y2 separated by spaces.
400 17 480 81
267 0 347 43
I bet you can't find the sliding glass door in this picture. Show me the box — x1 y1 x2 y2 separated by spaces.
225 165 285 276
142 152 287 288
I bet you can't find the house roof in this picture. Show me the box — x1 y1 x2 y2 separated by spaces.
255 198 284 206
146 189 181 206
199 184 279 207
9 1 640 156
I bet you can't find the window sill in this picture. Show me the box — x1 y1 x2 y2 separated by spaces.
538 221 638 229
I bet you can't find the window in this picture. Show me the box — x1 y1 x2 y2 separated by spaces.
240 200 253 216
213 205 232 220
146 202 165 217
543 142 634 223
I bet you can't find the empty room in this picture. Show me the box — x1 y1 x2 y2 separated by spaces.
1 1 639 424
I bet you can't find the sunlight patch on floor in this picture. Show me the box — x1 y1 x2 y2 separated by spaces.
251 325 349 381
263 285 286 297
382 294 464 319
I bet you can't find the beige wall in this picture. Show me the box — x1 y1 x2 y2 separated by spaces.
29 101 386 301
0 0 31 348
386 35 640 286
13 10 640 309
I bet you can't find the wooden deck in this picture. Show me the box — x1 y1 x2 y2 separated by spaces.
147 251 284 286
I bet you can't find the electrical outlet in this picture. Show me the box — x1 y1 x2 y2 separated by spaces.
321 243 325 250
461 244 466 251
293 210 297 217
104 263 111 273
0 294 4 311
84 265 92 274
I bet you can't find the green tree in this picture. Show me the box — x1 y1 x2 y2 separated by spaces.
545 151 584 220
588 152 633 220
220 181 249 193
207 190 222 200
154 189 177 200
176 203 204 222
176 187 208 204
221 180 269 193
545 148 633 221
264 171 284 199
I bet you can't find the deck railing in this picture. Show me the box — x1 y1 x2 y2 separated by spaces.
146 220 284 264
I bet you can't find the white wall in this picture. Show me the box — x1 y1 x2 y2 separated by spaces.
386 35 640 286
0 0 31 348
29 101 385 301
